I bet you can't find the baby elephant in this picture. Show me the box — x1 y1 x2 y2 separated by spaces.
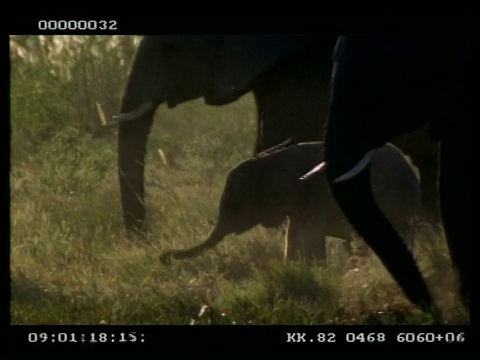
160 140 421 265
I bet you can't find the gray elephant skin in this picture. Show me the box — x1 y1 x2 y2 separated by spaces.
323 34 471 317
159 141 421 266
113 35 440 258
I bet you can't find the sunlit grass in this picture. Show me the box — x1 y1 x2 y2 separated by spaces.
10 35 469 325
10 120 468 324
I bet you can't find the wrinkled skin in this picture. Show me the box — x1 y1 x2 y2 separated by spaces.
324 35 471 317
159 141 421 266
115 35 440 255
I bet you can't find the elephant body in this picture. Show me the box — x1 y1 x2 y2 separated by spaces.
323 34 471 316
159 141 422 265
116 35 337 237
115 35 440 252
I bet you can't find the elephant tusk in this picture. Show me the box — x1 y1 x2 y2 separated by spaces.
108 101 154 126
299 161 326 180
333 149 376 183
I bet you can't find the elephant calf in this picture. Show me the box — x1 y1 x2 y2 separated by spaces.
160 141 422 265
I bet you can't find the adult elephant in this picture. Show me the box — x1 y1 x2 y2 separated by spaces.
320 35 471 316
113 35 336 235
112 35 440 257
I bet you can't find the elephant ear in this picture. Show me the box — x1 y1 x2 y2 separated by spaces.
263 162 301 207
208 35 318 104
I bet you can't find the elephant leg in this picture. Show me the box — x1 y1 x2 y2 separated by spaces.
414 152 441 225
118 108 156 234
325 222 356 259
392 127 441 225
439 139 470 309
340 237 352 257
284 214 326 265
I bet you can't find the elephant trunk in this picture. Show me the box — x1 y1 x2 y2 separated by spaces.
118 107 156 233
117 56 160 233
117 38 168 234
159 224 229 265
323 37 437 315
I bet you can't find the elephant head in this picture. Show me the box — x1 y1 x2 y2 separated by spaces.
159 140 327 264
113 35 328 233
320 35 471 316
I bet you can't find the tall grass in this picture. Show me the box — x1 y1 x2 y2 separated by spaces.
9 36 468 325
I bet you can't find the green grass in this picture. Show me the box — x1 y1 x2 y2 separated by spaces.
9 36 469 325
